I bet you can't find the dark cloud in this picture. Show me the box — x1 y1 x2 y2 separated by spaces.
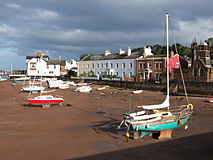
0 0 213 69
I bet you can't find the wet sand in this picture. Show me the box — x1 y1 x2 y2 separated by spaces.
0 81 212 160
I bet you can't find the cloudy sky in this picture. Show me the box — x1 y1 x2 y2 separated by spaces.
0 0 212 70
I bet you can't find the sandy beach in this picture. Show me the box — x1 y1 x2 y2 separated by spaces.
0 81 212 160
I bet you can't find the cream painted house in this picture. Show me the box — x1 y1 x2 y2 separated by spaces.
77 47 142 78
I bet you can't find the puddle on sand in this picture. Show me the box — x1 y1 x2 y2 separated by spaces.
95 141 117 151
116 130 126 136
70 126 90 131
96 111 106 114
70 125 113 131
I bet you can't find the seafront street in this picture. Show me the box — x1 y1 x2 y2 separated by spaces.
0 81 212 160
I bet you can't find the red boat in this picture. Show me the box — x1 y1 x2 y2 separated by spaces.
28 95 64 107
207 99 213 103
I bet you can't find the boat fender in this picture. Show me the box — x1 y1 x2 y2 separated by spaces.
184 125 188 130
161 115 166 118
136 126 139 131
187 104 193 110
125 132 130 138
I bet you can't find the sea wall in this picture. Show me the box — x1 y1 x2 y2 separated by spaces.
70 77 213 96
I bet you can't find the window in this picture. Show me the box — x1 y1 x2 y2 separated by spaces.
122 63 126 68
101 63 103 68
92 64 94 69
143 63 146 69
116 63 119 68
49 71 53 74
156 73 161 80
198 68 201 77
139 63 143 69
47 65 49 69
200 68 205 77
54 65 56 69
148 62 152 68
159 62 162 69
155 62 159 69
30 63 36 68
111 63 113 68
105 63 108 68
139 62 145 69
87 64 89 69
116 72 118 76
129 63 133 69
97 63 100 68
122 72 125 77
129 72 133 77
194 68 197 77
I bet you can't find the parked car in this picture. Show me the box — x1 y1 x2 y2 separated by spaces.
169 79 180 83
188 80 197 83
147 78 160 83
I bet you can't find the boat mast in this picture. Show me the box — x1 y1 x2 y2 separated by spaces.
40 54 43 96
166 13 170 108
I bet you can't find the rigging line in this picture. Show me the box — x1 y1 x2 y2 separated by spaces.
169 16 189 104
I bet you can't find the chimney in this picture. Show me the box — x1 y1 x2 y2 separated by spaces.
119 48 125 55
144 46 153 56
104 50 111 56
143 46 153 57
170 50 174 57
36 51 41 56
127 46 131 56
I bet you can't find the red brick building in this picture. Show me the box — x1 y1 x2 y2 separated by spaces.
136 55 167 82
136 51 189 82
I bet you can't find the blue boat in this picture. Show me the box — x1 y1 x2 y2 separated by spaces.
14 77 30 82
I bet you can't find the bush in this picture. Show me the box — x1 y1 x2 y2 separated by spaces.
87 74 97 77
102 74 120 78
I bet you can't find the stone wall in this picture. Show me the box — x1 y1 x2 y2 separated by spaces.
79 78 213 96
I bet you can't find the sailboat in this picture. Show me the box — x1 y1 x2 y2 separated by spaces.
14 76 30 82
22 78 45 93
28 53 64 107
119 13 193 139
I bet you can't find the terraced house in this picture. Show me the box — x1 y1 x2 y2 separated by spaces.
77 47 142 80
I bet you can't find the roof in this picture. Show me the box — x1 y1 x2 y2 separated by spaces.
80 52 142 61
26 55 49 59
47 60 66 66
137 54 167 60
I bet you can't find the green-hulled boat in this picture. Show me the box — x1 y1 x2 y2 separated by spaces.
119 13 193 139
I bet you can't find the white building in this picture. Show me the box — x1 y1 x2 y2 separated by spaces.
77 47 142 78
26 51 76 77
